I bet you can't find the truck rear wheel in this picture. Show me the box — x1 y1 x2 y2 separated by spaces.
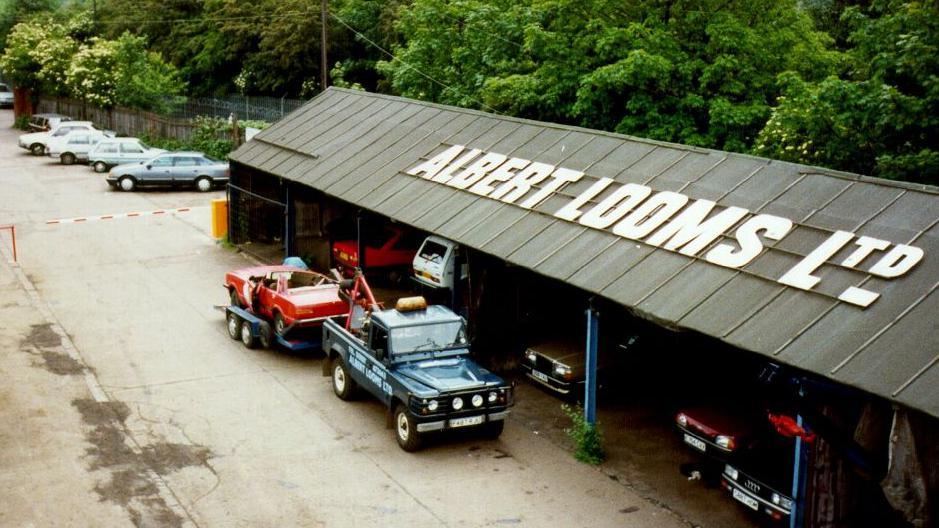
331 357 356 400
394 405 423 452
227 312 241 340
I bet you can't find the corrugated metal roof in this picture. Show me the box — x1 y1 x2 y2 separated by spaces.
231 87 939 418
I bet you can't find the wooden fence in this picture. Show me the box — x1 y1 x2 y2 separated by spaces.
37 97 199 141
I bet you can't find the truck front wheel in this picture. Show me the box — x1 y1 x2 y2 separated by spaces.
481 419 505 440
394 405 423 452
332 358 357 400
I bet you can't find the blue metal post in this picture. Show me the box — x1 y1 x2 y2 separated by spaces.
584 305 599 425
789 413 808 528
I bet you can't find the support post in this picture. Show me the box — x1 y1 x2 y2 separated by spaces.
584 303 599 425
790 393 809 528
284 184 295 258
356 211 366 272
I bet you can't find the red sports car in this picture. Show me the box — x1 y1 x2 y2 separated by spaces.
332 225 421 275
225 265 347 335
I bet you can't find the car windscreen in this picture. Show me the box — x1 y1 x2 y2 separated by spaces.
391 321 467 355
417 240 448 263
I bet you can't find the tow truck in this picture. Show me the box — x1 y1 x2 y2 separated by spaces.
321 270 513 451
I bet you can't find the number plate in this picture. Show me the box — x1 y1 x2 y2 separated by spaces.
532 370 550 383
683 433 707 452
449 415 484 428
732 488 760 511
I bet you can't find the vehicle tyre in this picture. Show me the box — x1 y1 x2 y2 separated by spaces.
258 321 274 349
331 357 357 400
93 161 109 173
118 177 136 192
481 419 505 440
229 288 242 308
394 404 423 452
273 311 287 336
240 321 256 349
30 143 45 156
195 176 212 192
60 152 76 165
226 312 241 340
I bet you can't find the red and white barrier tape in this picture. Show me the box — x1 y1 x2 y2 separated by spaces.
46 206 202 225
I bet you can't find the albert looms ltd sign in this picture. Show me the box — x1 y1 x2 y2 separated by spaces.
406 145 924 308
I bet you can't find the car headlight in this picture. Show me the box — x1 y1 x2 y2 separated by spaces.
676 413 688 427
472 394 483 407
724 465 738 481
771 493 793 510
488 391 497 403
525 351 537 363
716 435 736 450
427 399 438 412
554 363 572 378
452 397 463 410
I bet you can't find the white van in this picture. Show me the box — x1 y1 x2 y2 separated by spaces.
411 236 467 290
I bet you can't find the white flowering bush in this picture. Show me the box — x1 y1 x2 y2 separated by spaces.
0 19 75 94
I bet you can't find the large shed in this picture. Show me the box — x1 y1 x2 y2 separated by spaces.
228 87 938 527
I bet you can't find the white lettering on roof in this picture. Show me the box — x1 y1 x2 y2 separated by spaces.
406 145 925 308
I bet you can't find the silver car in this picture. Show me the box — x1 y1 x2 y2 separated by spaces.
106 152 229 192
0 83 13 108
46 130 112 165
88 138 166 173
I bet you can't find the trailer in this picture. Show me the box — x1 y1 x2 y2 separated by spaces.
221 305 322 352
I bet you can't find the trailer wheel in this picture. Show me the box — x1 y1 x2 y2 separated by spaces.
258 321 273 349
331 357 356 400
226 312 241 340
240 321 257 349
394 405 423 452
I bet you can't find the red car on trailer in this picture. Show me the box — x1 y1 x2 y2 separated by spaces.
331 225 421 278
225 265 347 338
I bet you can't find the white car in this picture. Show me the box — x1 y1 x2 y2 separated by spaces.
46 130 113 165
19 121 99 156
87 137 166 173
412 235 467 290
0 83 13 108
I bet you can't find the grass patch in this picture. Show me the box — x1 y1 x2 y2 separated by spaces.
562 403 605 465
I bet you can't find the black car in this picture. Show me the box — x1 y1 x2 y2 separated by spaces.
721 433 796 523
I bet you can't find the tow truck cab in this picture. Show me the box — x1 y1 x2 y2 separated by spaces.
323 296 513 451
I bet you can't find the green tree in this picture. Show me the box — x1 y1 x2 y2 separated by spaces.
65 32 183 110
753 1 938 184
380 0 840 153
0 0 59 50
0 16 76 95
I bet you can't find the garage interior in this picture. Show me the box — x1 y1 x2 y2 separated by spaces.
226 88 938 528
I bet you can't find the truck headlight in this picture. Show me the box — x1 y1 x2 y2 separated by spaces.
488 391 497 403
676 413 688 427
452 397 463 410
427 399 438 412
724 465 738 481
472 394 483 407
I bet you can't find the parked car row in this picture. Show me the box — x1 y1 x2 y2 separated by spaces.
0 83 14 108
15 113 229 192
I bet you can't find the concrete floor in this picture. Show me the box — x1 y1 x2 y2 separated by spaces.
0 108 755 528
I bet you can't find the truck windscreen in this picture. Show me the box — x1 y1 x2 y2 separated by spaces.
391 322 467 354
